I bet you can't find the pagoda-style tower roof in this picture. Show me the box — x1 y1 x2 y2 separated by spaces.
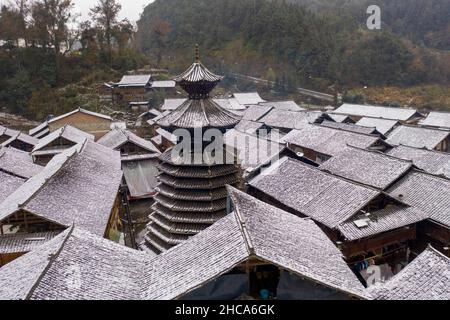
157 46 241 132
157 99 241 130
140 46 242 256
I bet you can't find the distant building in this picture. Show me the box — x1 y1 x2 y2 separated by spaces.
419 111 450 130
282 123 391 163
114 75 152 104
109 76 177 105
232 92 265 105
29 108 113 140
332 104 423 123
356 117 400 136
386 125 450 152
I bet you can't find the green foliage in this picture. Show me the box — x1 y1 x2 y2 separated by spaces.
136 0 449 91
0 0 147 119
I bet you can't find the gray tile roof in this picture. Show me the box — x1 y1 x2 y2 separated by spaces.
259 101 305 111
388 145 450 178
32 125 94 153
29 121 49 136
157 99 241 130
1 132 39 148
214 98 246 111
0 171 24 203
368 246 450 300
0 147 43 179
0 231 60 254
232 92 265 105
151 80 176 88
141 187 367 300
242 105 273 122
234 120 265 135
337 206 427 241
249 157 380 228
333 104 420 121
327 114 353 123
386 125 449 150
0 189 368 300
0 141 123 236
356 117 399 135
388 170 450 227
174 62 223 83
419 112 450 129
260 109 328 130
283 124 384 157
97 129 160 155
319 147 413 189
161 98 187 111
0 125 20 138
118 74 152 87
48 108 112 124
321 120 381 136
0 227 151 300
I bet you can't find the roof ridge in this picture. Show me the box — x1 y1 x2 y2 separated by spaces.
227 187 255 255
345 144 414 164
25 226 75 300
15 145 80 210
427 245 450 262
397 143 450 156
309 123 382 138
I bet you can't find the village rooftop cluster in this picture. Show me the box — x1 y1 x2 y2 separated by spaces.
0 57 449 301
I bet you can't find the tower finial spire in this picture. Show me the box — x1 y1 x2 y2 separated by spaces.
195 44 200 63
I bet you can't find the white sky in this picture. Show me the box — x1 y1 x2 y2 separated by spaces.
71 0 154 22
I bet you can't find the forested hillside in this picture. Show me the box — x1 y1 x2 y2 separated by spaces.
288 0 450 50
0 0 146 120
136 0 450 92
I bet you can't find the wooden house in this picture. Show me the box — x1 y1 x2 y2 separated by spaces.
0 186 369 300
356 117 400 136
142 187 367 300
319 146 414 190
282 124 391 164
0 126 38 152
0 140 123 266
0 226 151 299
150 80 177 96
368 246 449 300
388 170 450 258
419 111 450 130
386 125 450 152
387 145 450 179
114 75 152 104
29 108 113 141
258 109 333 133
0 147 42 204
31 125 94 165
321 120 386 138
247 157 428 284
